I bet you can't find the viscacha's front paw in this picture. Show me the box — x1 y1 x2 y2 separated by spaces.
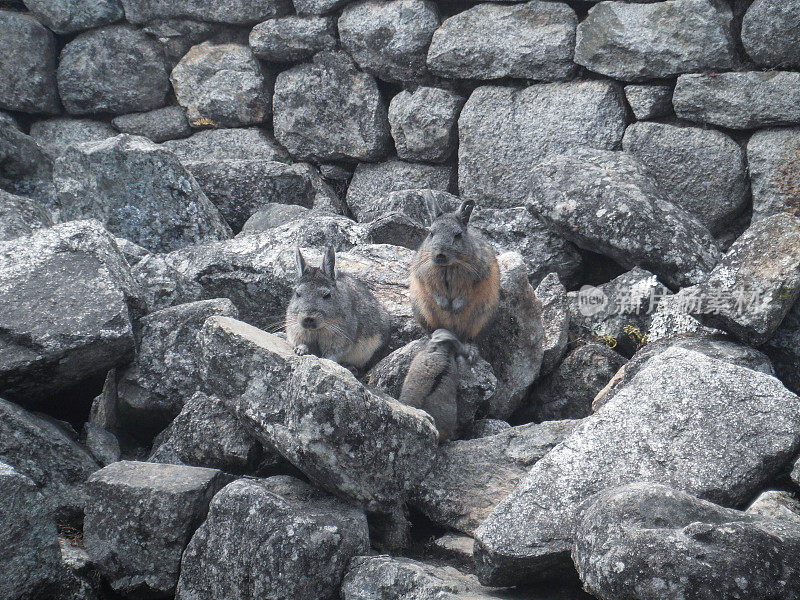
434 293 449 311
451 295 465 313
294 343 311 356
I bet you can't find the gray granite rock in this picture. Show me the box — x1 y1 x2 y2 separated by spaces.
793 457 800 490
528 148 721 288
388 87 465 163
474 347 800 586
623 122 748 234
111 106 192 143
0 188 52 241
0 120 58 214
200 316 438 513
0 220 140 403
695 213 800 346
411 419 580 534
162 126 289 163
747 489 800 525
466 418 510 440
176 476 369 600
116 299 239 438
0 398 99 518
0 462 61 600
535 273 570 375
53 134 231 252
352 188 457 228
57 25 169 115
120 0 292 24
747 128 800 221
22 0 123 33
459 81 627 208
171 42 272 129
741 0 800 69
131 254 203 313
0 10 59 114
84 461 231 599
240 203 311 231
0 110 18 130
149 391 262 473
573 483 800 600
764 300 800 395
575 0 736 81
29 118 117 161
674 72 800 129
471 206 583 288
346 159 453 223
141 18 223 71
645 286 722 344
249 15 337 62
82 423 120 467
339 0 440 84
273 51 390 162
427 1 577 81
624 84 673 120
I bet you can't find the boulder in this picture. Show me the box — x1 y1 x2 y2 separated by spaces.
472 206 583 288
131 254 203 313
695 213 800 346
176 476 369 600
140 18 223 71
53 134 232 252
477 252 545 419
116 299 239 438
346 159 453 223
474 347 800 585
0 462 61 600
0 188 52 242
0 110 19 129
673 72 800 129
111 106 192 143
171 42 272 129
120 0 292 24
0 123 58 213
149 391 262 473
0 10 59 115
200 316 438 513
427 2 577 81
351 188 457 228
273 51 390 162
764 300 800 394
0 398 99 517
162 126 289 163
574 0 736 81
466 418 510 439
459 81 627 208
0 220 140 403
411 419 580 534
528 148 721 288
292 0 348 14
747 128 800 221
29 117 117 161
57 25 169 115
388 87 465 163
573 483 800 600
22 0 123 33
82 423 120 467
622 122 748 234
249 15 337 62
741 0 800 69
623 84 673 120
84 461 231 599
535 273 570 375
645 286 722 344
240 203 311 231
747 490 800 525
339 0 440 83
793 457 800 490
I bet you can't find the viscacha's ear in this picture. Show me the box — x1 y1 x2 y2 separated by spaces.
424 191 444 225
322 245 336 279
294 247 306 278
457 200 475 226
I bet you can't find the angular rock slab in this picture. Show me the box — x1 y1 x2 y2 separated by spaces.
0 10 59 115
0 462 61 600
273 51 390 162
696 213 800 346
53 134 231 252
410 420 580 535
0 189 52 242
57 25 169 116
84 461 231 599
534 272 569 375
573 483 800 600
161 127 289 163
528 148 721 288
171 42 273 128
339 0 440 84
120 0 291 24
747 128 800 222
176 476 369 600
747 489 800 525
741 0 800 69
23 0 123 34
249 15 337 62
427 1 577 81
0 220 139 403
111 106 192 144
674 72 800 129
29 117 117 161
575 0 736 81
624 84 673 120
474 347 800 586
200 316 438 513
459 81 627 208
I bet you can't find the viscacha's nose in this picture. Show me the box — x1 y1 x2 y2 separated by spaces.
301 316 317 329
434 252 448 265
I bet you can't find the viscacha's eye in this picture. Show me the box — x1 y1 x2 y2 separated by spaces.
454 231 462 239
295 290 301 298
322 290 332 299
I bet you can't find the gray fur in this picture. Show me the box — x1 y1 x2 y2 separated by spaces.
287 246 391 370
421 199 491 281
